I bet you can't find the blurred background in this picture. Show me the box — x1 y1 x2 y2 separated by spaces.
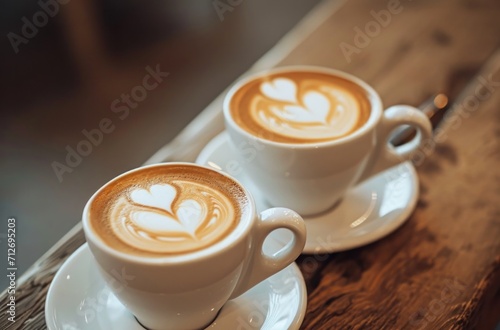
0 0 322 290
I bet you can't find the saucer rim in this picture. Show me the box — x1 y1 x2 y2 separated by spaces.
302 161 418 254
45 243 307 330
45 243 88 330
196 131 419 255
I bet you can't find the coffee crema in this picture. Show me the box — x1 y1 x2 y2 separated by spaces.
230 71 372 143
89 165 248 257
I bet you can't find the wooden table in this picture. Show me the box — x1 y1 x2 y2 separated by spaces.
2 0 499 328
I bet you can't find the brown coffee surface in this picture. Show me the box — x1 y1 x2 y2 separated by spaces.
230 71 372 143
88 165 248 257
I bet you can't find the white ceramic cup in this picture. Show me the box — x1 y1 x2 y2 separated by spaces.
82 163 306 330
224 66 432 216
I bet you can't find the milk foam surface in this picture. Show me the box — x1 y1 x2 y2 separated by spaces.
89 165 247 257
230 71 371 143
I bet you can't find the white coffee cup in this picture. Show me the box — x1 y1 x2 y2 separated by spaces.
82 162 306 330
224 66 432 216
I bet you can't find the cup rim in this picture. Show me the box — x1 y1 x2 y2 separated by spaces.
82 162 256 265
223 65 383 148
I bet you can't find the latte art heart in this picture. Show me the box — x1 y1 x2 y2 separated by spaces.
89 165 245 257
129 196 205 237
128 184 206 237
276 91 330 124
109 182 235 254
261 78 297 103
258 77 360 140
231 71 371 143
129 184 175 214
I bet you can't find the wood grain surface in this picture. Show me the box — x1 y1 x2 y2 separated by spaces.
1 0 500 329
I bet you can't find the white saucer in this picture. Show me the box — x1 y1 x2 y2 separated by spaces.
45 241 307 330
196 132 419 254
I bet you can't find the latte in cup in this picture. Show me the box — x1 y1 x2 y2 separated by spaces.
224 66 433 215
83 163 306 329
89 164 249 257
230 70 372 143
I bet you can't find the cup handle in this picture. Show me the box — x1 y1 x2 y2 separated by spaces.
229 207 306 299
356 105 432 183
